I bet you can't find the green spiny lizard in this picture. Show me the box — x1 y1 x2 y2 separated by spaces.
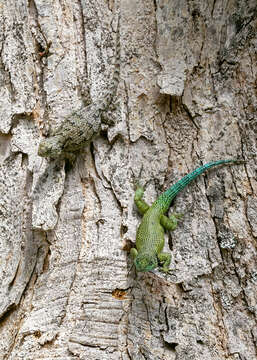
131 159 245 273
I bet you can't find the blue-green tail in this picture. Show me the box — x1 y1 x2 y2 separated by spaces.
154 159 244 213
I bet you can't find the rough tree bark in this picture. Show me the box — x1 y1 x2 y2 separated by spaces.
0 0 256 359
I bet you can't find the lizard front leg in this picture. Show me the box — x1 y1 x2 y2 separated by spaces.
134 186 150 215
157 252 171 272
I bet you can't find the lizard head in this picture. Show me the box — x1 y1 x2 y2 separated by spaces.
38 136 63 159
134 253 158 272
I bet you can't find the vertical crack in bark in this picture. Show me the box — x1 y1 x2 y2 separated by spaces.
209 278 230 357
2 305 21 360
182 102 200 130
76 0 90 103
211 0 217 18
3 269 39 359
123 80 133 144
202 172 226 264
153 0 157 13
57 252 82 329
28 0 50 135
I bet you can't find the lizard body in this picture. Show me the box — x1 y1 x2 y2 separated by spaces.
131 159 244 273
38 19 120 162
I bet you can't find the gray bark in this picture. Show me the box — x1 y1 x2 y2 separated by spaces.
0 0 256 359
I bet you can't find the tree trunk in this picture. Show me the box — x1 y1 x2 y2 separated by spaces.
0 0 256 359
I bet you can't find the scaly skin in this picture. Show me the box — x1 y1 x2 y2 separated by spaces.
131 160 244 273
38 17 120 162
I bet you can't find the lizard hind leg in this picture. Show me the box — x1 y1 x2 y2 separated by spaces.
160 212 183 231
